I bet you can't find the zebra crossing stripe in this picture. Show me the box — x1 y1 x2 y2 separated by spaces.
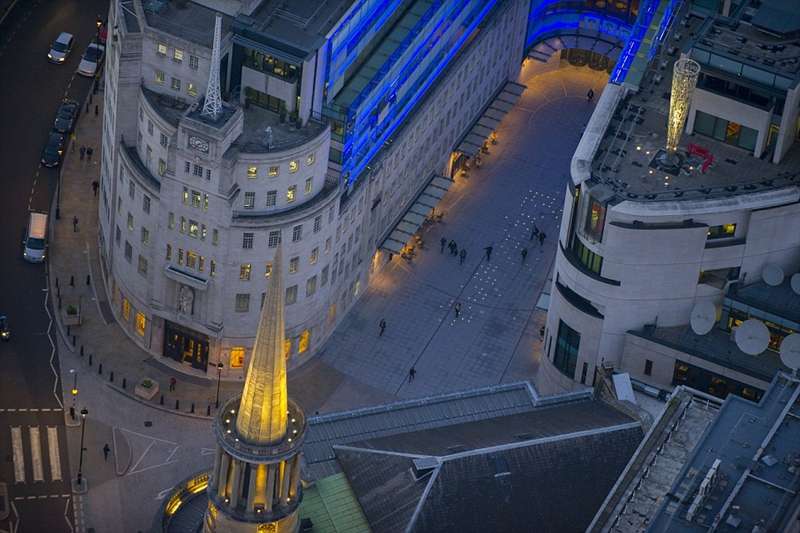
48 427 62 481
11 427 25 483
30 427 44 482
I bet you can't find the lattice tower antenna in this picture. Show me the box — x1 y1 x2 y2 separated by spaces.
666 58 700 157
201 13 223 119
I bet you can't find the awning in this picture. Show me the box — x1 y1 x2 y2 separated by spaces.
381 175 455 254
456 80 527 156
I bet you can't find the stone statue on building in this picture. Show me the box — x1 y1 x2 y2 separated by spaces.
179 285 194 315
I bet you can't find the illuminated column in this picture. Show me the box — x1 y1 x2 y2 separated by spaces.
666 58 701 158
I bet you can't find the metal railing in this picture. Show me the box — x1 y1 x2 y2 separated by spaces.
232 175 340 219
230 113 328 154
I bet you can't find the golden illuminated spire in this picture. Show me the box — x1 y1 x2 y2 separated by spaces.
235 241 288 445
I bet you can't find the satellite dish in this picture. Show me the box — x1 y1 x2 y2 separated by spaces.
791 273 800 295
690 300 717 335
780 334 800 373
735 319 770 355
762 265 784 287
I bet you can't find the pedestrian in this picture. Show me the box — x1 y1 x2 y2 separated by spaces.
86 146 93 160
459 248 467 264
379 318 387 337
408 366 416 382
169 377 177 391
454 301 462 318
452 241 458 256
540 326 545 339
440 237 447 253
521 247 528 262
448 240 456 255
79 146 86 160
92 180 99 196
71 133 76 152
587 88 594 103
103 443 111 460
72 216 78 232
530 225 539 241
484 245 493 262
539 232 546 245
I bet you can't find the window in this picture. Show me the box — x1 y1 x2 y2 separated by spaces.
171 78 181 91
266 190 277 207
707 224 736 239
204 194 209 210
243 191 256 209
298 330 310 353
305 178 313 195
247 167 257 179
180 216 186 233
285 339 292 359
184 161 190 173
198 256 204 272
310 247 318 265
136 312 146 336
307 153 315 165
191 190 201 208
325 237 331 254
213 229 218 245
201 224 207 240
143 195 151 213
329 303 336 324
321 265 329 286
644 359 653 376
328 206 334 223
155 71 165 84
287 185 296 203
240 264 251 280
158 159 166 176
265 263 273 278
178 248 184 264
127 213 134 230
166 244 172 260
292 224 303 242
138 256 148 275
235 294 250 312
553 320 580 378
182 187 189 203
189 220 198 237
193 164 203 178
289 256 299 274
122 298 130 321
584 197 607 243
230 347 244 369
210 260 216 276
173 49 183 62
157 43 167 56
269 166 279 177
115 225 121 244
124 241 132 261
285 285 298 304
187 83 197 97
312 216 322 234
572 239 603 275
243 232 254 249
141 228 149 245
129 181 136 198
268 231 279 248
289 160 299 173
160 133 169 147
306 276 317 296
189 55 199 69
168 212 174 228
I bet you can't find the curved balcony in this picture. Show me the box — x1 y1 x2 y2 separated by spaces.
232 174 340 220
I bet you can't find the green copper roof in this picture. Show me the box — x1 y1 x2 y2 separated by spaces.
299 473 372 533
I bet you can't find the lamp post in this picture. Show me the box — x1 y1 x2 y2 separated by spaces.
77 408 88 485
70 369 78 420
215 363 224 408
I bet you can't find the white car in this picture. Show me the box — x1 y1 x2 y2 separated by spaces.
48 32 74 63
77 43 105 77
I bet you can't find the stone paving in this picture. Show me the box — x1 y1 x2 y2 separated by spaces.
49 64 608 531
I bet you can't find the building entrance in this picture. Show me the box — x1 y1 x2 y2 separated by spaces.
163 320 210 371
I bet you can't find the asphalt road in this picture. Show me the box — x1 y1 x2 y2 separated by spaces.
0 0 110 531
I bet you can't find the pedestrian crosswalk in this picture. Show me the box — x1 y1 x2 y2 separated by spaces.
10 426 64 483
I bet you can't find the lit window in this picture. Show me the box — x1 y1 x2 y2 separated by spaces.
198 256 204 272
305 178 312 195
707 224 736 239
155 71 165 84
127 213 133 230
292 224 302 242
157 43 167 56
269 166 279 177
187 83 197 97
285 338 292 359
122 298 131 320
173 49 183 62
243 233 254 249
210 260 216 276
158 159 166 175
285 286 297 304
240 264 251 280
268 231 279 248
166 244 172 260
189 220 198 237
178 248 184 264
230 347 244 369
298 330 310 353
307 153 315 165
266 190 277 207
191 190 201 207
136 312 146 336
182 187 188 203
201 224 206 240
247 167 257 179
180 216 186 233
204 194 209 211
328 303 336 324
244 192 255 209
310 247 318 265
289 256 299 274
265 263 273 278
287 185 296 203
289 160 299 173
235 294 250 312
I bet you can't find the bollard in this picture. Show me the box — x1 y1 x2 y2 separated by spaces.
56 277 59 288
110 371 114 382
160 395 164 405
80 346 84 355
89 93 93 104
191 403 195 413
98 363 102 375
72 335 76 346
207 405 211 416
70 276 74 286
95 105 99 116
59 297 62 309
86 101 90 113
67 325 70 336
89 354 93 366
87 275 91 285
122 378 126 389
57 286 60 298
70 407 75 420
175 400 180 410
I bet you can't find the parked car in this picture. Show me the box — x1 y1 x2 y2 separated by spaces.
47 32 74 63
41 132 65 167
77 43 105 77
53 99 79 133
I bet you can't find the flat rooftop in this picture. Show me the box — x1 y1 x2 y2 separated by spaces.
145 0 231 48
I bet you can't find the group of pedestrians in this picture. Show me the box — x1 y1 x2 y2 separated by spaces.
79 145 94 161
441 237 468 265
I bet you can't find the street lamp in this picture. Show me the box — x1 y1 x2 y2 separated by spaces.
215 363 224 408
70 369 78 420
77 408 88 485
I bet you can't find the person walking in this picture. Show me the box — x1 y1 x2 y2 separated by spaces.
448 240 456 255
459 248 467 264
86 146 93 160
587 88 594 103
540 326 545 339
92 180 99 196
452 241 458 256
408 366 416 382
103 443 111 460
440 237 447 253
484 245 493 262
521 247 528 262
454 301 462 318
539 232 546 246
169 377 177 391
379 318 387 337
530 225 539 241
72 216 78 232
79 146 86 160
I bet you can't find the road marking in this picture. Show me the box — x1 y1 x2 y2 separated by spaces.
30 427 44 482
12 427 25 483
48 426 62 481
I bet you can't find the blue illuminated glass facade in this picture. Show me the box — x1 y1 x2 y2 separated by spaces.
324 0 499 185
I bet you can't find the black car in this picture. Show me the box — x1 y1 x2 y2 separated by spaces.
41 132 65 167
53 99 79 133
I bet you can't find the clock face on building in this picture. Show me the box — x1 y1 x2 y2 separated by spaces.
189 136 209 153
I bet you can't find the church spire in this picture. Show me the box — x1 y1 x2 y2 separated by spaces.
235 241 288 445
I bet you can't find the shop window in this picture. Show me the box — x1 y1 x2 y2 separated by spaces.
553 320 580 379
230 347 244 369
707 224 736 239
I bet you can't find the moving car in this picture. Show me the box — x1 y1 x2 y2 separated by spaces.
47 32 74 63
23 212 48 263
53 99 79 133
41 132 65 167
77 43 105 77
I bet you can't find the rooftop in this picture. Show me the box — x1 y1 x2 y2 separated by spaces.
145 0 231 48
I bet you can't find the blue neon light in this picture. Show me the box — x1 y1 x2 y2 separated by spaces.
610 0 659 84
